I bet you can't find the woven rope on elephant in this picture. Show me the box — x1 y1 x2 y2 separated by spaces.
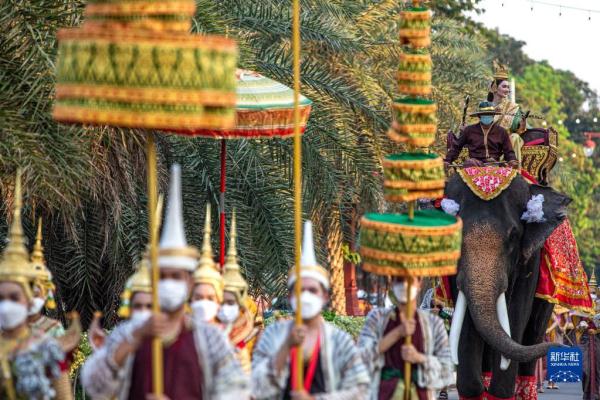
457 166 519 201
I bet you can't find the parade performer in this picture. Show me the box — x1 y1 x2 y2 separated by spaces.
251 221 370 399
80 165 248 399
580 314 600 399
358 277 453 399
27 218 65 338
117 255 153 324
219 212 260 374
0 173 72 399
444 101 518 168
488 61 528 163
191 204 224 325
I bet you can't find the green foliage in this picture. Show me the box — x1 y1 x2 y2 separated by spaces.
322 310 365 339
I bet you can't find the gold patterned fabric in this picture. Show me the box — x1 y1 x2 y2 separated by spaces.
53 0 238 133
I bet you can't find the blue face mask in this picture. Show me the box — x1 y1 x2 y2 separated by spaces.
480 115 494 126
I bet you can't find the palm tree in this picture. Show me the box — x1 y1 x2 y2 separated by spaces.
0 0 491 325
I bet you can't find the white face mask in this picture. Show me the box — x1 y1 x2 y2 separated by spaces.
392 282 418 304
217 304 240 324
0 300 28 330
191 300 219 323
158 279 189 312
130 310 152 326
28 297 46 316
291 291 324 320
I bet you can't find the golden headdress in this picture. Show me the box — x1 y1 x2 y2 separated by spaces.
288 220 330 290
222 211 248 306
30 218 56 309
493 60 510 81
0 170 35 300
193 204 224 302
118 254 152 318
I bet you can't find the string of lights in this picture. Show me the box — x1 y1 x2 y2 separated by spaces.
500 0 600 20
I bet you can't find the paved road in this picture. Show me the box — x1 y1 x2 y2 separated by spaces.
448 382 583 399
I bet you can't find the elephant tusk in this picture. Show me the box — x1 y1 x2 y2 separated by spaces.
449 291 467 365
497 292 511 370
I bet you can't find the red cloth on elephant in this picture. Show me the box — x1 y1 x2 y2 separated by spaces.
535 219 593 314
128 327 203 400
378 312 427 400
515 376 537 400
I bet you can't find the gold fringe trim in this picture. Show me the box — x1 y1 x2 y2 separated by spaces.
384 189 444 202
400 36 431 48
386 129 434 147
58 27 237 50
399 28 431 39
400 53 432 64
534 293 593 314
398 84 432 95
391 121 437 134
85 1 196 17
383 156 442 169
56 84 236 107
384 179 445 190
361 247 460 263
362 263 457 278
392 101 436 115
397 71 432 82
361 216 463 236
52 105 235 131
158 247 200 258
457 168 518 201
84 20 191 33
400 10 432 21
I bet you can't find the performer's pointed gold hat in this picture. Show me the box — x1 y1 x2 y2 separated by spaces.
0 170 35 299
222 211 248 306
493 60 510 81
193 204 224 302
30 218 57 309
118 253 152 318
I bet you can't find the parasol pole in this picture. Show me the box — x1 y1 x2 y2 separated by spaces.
146 133 163 396
292 0 304 390
404 276 414 400
220 139 227 268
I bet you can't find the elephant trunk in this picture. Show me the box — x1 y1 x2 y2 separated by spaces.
463 285 553 362
457 223 553 363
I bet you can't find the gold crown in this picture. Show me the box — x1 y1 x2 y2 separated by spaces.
0 170 35 299
493 60 510 81
222 211 248 306
193 204 224 302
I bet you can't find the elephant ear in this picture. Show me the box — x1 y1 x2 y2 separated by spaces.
521 185 571 262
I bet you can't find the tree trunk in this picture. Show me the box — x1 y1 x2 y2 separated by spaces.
326 208 346 315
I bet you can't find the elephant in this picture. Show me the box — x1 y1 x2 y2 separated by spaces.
443 171 570 399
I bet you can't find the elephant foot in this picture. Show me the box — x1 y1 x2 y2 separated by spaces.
482 372 493 391
482 390 515 400
515 376 537 400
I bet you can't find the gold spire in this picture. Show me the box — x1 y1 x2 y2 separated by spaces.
590 268 597 290
493 60 510 81
198 204 215 269
193 204 224 302
223 210 248 305
31 218 46 270
0 169 35 299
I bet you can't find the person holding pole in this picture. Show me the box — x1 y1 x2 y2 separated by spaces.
80 165 247 400
358 276 454 399
251 221 370 399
